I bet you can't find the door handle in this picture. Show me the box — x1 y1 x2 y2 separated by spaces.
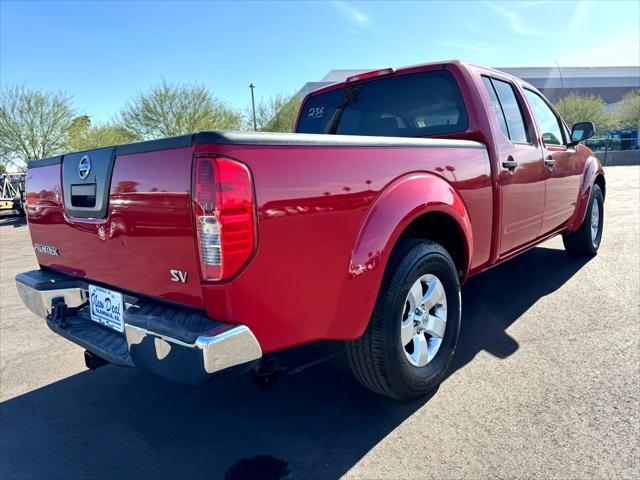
544 158 556 168
502 160 518 170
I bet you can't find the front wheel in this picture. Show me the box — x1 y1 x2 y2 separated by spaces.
563 184 604 256
347 239 461 401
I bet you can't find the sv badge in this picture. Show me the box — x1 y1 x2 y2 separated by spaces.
170 269 188 283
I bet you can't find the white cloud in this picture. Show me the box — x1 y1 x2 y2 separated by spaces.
556 2 639 66
483 1 545 37
436 41 494 55
332 0 370 27
517 0 552 6
556 29 640 66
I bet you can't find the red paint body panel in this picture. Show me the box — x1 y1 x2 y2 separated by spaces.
24 60 603 355
566 147 605 231
193 143 491 352
26 148 204 308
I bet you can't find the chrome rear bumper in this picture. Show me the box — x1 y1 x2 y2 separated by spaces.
124 323 262 378
15 270 262 384
16 280 87 318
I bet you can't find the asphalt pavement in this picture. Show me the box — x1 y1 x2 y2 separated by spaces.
1 166 638 479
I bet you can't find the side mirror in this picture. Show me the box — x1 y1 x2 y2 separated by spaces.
569 121 595 147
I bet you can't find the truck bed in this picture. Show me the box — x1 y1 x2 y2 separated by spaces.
25 131 492 352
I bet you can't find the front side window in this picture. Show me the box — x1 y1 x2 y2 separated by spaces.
524 89 565 146
296 70 469 137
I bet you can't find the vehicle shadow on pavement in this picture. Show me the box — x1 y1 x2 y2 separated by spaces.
452 246 591 375
0 214 26 228
0 246 590 480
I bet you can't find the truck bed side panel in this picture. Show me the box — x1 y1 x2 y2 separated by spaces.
195 143 492 352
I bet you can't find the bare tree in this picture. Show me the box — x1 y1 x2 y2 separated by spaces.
119 79 242 139
0 85 75 166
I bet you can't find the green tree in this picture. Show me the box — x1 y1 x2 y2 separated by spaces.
614 89 640 128
68 115 140 151
247 93 302 133
68 115 91 142
555 93 616 133
119 79 242 139
0 143 12 172
0 85 75 167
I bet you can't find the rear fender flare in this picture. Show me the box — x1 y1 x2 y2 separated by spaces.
336 173 473 339
567 153 604 232
350 173 473 278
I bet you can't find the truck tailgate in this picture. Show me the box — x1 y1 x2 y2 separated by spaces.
25 143 204 308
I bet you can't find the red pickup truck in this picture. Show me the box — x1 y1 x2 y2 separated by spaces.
16 61 604 400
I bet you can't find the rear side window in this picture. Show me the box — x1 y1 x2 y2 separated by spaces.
523 89 565 146
481 76 530 144
492 79 530 143
482 76 509 139
296 70 468 137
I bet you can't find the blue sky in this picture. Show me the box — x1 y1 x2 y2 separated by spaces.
2 0 638 123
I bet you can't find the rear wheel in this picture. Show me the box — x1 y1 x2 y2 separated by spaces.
563 184 603 256
347 239 461 401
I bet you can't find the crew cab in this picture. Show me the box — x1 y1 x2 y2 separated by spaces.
16 61 604 400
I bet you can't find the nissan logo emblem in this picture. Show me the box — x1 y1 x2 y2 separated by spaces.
78 155 91 180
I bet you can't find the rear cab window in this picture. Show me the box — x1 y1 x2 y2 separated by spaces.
296 70 469 137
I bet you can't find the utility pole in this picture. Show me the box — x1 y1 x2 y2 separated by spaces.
554 60 566 116
249 83 257 131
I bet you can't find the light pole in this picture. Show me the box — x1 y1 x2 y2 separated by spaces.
249 83 257 131
554 60 566 116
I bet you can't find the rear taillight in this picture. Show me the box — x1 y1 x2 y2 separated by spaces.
193 157 255 281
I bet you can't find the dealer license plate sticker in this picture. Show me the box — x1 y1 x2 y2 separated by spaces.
88 285 124 332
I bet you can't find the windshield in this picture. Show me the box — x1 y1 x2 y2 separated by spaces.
296 70 468 137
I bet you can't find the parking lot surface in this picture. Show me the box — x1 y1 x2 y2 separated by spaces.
1 166 638 480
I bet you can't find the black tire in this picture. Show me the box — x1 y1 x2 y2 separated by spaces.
347 238 461 401
563 184 603 256
12 197 25 217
